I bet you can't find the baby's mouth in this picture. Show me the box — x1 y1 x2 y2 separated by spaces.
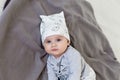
51 49 58 51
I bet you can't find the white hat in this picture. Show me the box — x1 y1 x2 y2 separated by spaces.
40 11 70 43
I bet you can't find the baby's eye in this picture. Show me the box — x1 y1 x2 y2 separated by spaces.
56 39 61 42
45 40 51 43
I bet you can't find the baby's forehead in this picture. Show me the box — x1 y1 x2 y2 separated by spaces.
45 35 65 39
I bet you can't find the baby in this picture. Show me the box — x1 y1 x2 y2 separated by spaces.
40 11 96 80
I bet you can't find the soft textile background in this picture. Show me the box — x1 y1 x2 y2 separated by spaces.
88 0 120 62
0 0 120 62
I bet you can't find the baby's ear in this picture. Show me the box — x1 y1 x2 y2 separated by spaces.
67 40 70 45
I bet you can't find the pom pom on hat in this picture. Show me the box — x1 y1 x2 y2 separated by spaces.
40 11 70 43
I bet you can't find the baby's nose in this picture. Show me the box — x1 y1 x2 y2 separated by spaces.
52 43 56 46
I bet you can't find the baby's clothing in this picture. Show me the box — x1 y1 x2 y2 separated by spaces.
47 46 96 80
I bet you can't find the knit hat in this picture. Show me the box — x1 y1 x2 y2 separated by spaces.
40 11 70 43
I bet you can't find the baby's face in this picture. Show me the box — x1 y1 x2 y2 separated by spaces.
43 35 70 58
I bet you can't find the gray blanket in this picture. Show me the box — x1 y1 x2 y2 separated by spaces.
0 0 120 80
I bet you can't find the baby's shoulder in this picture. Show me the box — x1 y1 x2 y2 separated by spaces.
66 45 82 58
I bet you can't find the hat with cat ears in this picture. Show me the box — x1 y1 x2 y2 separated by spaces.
40 11 70 43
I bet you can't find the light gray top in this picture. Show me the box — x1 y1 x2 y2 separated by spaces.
47 46 96 80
